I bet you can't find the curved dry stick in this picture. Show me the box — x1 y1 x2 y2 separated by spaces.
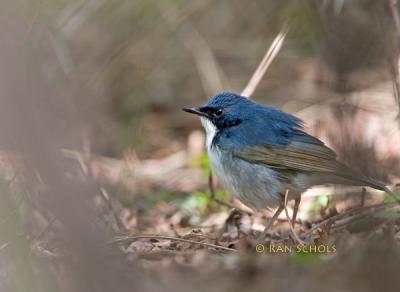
241 26 289 98
110 235 237 252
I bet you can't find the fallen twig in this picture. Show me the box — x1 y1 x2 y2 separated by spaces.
110 235 237 252
302 202 397 238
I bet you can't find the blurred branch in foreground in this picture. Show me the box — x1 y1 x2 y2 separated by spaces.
0 2 144 292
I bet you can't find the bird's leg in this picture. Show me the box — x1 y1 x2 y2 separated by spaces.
291 197 301 227
284 190 306 245
259 204 284 240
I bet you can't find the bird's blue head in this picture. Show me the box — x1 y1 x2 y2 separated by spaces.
182 92 253 130
183 92 308 149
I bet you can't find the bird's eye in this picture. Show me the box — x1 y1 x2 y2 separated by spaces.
214 108 224 117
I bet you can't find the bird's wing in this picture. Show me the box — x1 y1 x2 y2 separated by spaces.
234 141 351 174
234 141 389 192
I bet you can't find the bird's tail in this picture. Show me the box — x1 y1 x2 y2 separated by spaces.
356 175 394 195
356 175 399 203
334 161 395 196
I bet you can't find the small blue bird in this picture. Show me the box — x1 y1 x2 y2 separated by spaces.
183 92 391 234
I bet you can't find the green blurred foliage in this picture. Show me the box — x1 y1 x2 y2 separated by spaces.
181 191 212 215
384 192 400 204
309 194 333 215
181 189 230 216
191 154 212 176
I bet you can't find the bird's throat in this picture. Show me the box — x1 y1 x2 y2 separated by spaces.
200 117 218 150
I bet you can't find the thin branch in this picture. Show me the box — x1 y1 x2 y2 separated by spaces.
99 187 126 232
241 26 289 98
110 235 237 252
302 202 397 238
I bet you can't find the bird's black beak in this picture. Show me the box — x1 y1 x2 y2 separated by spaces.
182 107 209 118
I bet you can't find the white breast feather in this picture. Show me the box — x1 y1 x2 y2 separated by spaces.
200 117 218 150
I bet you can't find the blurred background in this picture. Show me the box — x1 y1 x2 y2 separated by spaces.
2 0 400 291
